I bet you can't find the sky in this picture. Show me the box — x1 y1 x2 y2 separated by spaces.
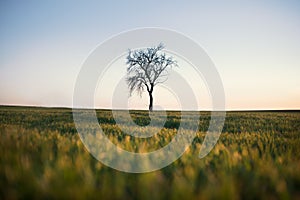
0 0 300 110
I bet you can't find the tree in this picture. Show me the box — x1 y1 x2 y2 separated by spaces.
126 43 177 111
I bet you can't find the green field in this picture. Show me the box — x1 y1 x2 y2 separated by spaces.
0 106 300 199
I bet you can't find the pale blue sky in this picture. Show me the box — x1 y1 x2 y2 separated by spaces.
0 0 300 110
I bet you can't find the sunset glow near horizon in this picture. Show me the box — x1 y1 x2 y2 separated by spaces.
0 1 299 110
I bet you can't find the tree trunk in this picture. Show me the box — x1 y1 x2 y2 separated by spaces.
149 92 153 111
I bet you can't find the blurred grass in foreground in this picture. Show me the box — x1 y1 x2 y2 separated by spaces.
0 106 300 199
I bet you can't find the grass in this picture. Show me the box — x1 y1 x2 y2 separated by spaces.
0 106 300 199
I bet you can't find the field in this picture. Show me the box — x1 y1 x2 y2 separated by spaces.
0 106 300 199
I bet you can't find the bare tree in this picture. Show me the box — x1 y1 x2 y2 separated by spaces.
126 43 177 111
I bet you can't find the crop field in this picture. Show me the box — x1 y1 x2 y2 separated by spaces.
0 106 300 199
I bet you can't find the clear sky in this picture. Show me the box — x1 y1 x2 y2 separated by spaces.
0 0 299 110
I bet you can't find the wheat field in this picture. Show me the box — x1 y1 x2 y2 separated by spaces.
0 106 299 199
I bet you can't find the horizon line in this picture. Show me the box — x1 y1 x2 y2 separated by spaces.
0 104 299 112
